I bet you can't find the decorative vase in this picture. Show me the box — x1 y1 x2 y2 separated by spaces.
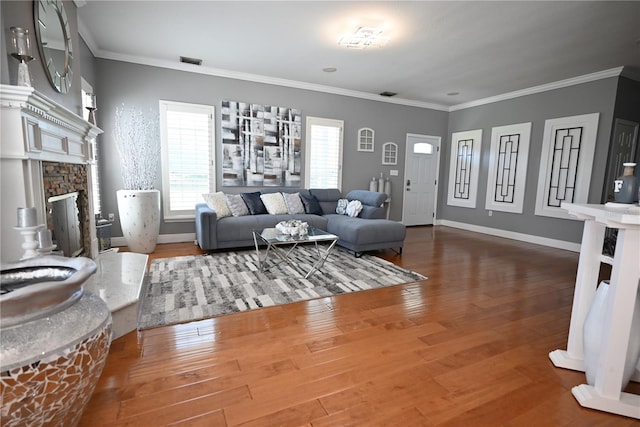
378 173 385 193
1 256 111 426
384 178 391 197
583 280 640 389
613 162 639 204
116 189 161 253
369 177 377 192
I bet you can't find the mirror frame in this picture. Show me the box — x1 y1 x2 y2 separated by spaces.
34 0 73 94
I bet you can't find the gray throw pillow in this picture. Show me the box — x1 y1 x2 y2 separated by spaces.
226 194 249 216
283 192 305 214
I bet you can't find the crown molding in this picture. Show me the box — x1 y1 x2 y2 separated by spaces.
449 67 625 112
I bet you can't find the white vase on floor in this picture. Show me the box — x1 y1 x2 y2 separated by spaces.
116 189 160 254
583 280 640 389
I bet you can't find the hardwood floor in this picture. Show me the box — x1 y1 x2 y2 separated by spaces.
79 226 639 426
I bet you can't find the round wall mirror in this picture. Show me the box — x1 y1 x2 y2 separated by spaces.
34 0 73 93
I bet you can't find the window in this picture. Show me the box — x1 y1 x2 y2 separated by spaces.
81 77 101 216
305 117 343 189
382 142 398 165
414 142 433 154
358 127 374 152
160 100 215 220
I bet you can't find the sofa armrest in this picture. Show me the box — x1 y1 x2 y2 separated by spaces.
195 203 218 250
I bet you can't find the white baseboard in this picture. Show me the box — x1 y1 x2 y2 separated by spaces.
111 233 196 249
435 219 581 252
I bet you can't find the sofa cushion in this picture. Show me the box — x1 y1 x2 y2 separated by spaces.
300 193 323 215
226 194 249 216
346 190 387 207
260 192 289 215
202 192 231 218
326 215 406 246
282 192 305 214
241 192 268 215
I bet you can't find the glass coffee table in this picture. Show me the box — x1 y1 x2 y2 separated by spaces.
252 226 338 278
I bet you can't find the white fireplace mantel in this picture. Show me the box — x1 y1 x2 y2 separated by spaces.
0 84 103 262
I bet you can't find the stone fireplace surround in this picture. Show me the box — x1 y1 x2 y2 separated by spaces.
0 85 102 263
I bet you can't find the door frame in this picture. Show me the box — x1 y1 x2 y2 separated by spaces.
401 133 441 225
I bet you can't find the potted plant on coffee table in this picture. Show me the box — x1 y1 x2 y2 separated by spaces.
114 104 161 254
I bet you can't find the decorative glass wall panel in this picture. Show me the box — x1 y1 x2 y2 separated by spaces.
447 129 482 208
485 122 531 214
535 113 599 219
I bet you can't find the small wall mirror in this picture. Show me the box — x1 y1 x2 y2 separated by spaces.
34 0 73 93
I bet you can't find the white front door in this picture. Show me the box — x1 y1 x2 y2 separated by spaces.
402 134 440 226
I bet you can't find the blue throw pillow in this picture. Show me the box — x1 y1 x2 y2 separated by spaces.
240 192 268 215
300 193 323 215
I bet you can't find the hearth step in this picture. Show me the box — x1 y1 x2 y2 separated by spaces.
83 250 148 340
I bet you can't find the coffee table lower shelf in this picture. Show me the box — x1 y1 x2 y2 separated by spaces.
252 227 338 279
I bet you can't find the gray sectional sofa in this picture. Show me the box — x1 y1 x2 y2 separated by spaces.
195 188 406 255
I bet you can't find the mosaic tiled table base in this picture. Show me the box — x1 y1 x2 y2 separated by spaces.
0 323 111 426
1 292 112 427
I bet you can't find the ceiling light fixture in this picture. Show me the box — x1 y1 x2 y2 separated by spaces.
338 27 390 49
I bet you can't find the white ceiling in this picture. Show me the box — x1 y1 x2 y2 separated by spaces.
77 1 640 110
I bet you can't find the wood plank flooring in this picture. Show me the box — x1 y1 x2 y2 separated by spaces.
79 226 639 426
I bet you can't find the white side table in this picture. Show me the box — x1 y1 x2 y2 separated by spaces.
549 203 640 419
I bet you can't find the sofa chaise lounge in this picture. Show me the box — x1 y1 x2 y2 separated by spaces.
195 188 405 256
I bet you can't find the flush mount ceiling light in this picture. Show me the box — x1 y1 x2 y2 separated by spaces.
338 27 390 49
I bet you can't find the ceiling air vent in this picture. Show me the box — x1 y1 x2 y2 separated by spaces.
180 56 202 66
379 91 397 97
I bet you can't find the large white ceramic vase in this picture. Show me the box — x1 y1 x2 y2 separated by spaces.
116 189 160 253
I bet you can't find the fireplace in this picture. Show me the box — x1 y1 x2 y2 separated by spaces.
42 162 91 257
0 85 102 262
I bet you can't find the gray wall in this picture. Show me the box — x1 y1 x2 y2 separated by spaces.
94 59 448 238
1 0 83 114
441 77 619 243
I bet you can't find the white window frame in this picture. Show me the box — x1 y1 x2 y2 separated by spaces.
358 127 375 152
81 77 101 216
159 100 215 221
304 117 344 190
382 142 398 165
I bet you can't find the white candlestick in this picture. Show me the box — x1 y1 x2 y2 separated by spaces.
37 228 53 248
17 207 37 227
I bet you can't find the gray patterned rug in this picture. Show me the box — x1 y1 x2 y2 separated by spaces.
138 247 426 330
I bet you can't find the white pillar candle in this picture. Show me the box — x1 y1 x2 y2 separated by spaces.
37 228 53 248
17 207 37 227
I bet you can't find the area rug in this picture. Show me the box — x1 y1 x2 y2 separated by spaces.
138 248 426 329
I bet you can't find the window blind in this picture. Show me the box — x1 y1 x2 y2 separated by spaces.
160 101 215 220
305 117 343 189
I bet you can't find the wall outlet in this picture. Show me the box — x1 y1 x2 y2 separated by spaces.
390 170 398 176
488 210 493 217
108 213 115 221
